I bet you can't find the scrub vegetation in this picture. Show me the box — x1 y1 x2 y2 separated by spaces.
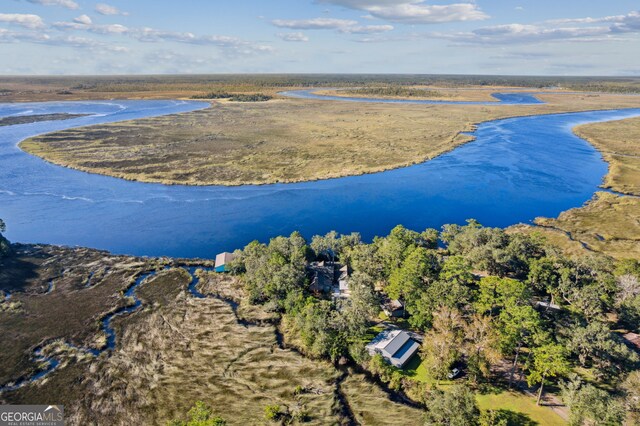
2 215 640 424
1 74 640 102
0 113 88 127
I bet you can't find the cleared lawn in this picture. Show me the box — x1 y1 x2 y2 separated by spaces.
477 391 567 426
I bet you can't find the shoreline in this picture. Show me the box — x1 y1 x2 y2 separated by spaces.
18 105 640 188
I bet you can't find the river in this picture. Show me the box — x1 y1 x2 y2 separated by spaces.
1 95 639 258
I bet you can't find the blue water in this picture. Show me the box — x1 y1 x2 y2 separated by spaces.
1 98 640 259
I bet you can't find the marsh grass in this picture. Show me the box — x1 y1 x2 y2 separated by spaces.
20 93 640 186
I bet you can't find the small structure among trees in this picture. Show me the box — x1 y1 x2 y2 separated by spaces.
214 252 236 273
366 329 420 368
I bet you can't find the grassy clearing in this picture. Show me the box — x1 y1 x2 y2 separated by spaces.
20 93 640 186
533 192 640 260
476 391 567 426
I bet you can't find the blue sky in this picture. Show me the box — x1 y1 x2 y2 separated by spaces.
1 0 639 75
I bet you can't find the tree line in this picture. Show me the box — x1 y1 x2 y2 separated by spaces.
226 220 640 425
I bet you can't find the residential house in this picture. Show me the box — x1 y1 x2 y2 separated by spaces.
336 264 351 297
366 329 420 368
215 252 236 273
381 299 405 318
309 261 335 294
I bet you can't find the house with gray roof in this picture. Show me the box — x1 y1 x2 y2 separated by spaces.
366 329 420 368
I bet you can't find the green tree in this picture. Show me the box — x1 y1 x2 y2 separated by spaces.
0 218 10 258
240 233 308 306
527 343 571 405
411 279 472 330
424 384 480 426
463 314 501 383
621 371 640 425
439 255 475 287
168 401 226 426
528 256 562 299
336 272 380 337
375 225 438 276
560 377 625 426
386 247 440 317
283 299 346 360
567 321 639 380
421 306 463 380
311 231 341 261
263 404 283 422
475 276 531 316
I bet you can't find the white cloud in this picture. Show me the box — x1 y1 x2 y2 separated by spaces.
318 0 488 24
0 13 45 29
272 17 393 35
16 0 79 9
272 18 358 30
276 32 309 42
53 19 129 34
547 10 640 33
73 15 93 25
340 24 393 34
430 10 640 45
0 28 128 53
95 3 129 16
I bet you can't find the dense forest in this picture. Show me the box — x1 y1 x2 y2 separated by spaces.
344 87 444 98
225 221 640 425
190 92 272 102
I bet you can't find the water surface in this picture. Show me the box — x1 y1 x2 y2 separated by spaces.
1 98 639 258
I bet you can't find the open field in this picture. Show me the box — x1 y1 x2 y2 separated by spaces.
476 391 566 426
19 92 640 186
315 86 514 102
0 114 88 127
534 192 640 260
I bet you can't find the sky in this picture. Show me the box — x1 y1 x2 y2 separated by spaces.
1 0 639 75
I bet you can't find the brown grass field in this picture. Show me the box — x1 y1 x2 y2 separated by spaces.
19 92 640 186
0 247 428 425
574 117 640 196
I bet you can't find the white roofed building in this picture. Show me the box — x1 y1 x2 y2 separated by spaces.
366 329 420 368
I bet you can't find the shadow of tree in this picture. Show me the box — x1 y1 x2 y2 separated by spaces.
493 409 538 426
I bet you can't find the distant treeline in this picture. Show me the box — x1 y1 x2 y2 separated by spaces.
190 92 272 102
1 74 640 94
344 87 443 98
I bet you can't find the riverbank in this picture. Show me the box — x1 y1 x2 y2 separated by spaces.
513 116 640 260
18 93 640 187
